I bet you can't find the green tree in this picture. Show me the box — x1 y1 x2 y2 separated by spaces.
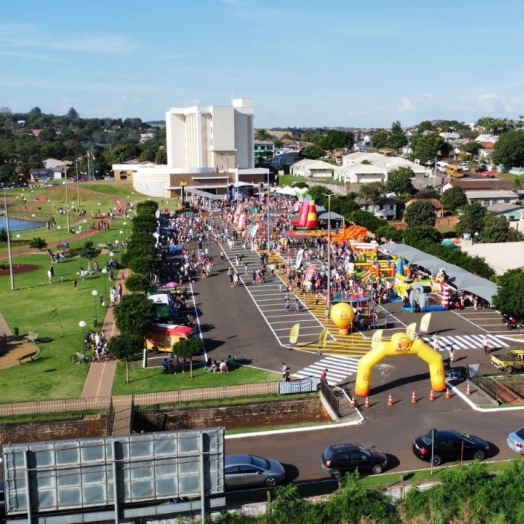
417 120 434 133
410 132 445 163
456 202 488 237
440 187 468 212
308 186 333 208
491 130 524 167
348 210 385 233
127 253 159 276
113 294 156 338
371 129 390 149
124 273 151 293
0 228 7 243
107 333 143 383
255 129 273 141
404 202 436 228
29 237 47 250
462 141 480 157
404 226 442 246
172 337 204 378
477 214 512 243
67 107 79 119
376 225 403 242
300 145 325 159
80 240 99 268
386 121 407 149
316 130 354 151
155 147 167 164
385 167 416 197
358 182 386 206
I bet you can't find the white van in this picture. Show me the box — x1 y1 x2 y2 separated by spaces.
436 161 449 173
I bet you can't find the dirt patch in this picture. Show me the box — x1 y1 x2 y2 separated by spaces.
0 264 39 276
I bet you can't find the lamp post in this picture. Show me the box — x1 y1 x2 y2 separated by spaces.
266 171 271 254
57 226 61 244
64 167 71 234
180 180 187 208
15 234 21 259
101 268 108 296
79 320 87 351
31 213 36 228
326 194 333 309
3 188 15 290
92 290 99 327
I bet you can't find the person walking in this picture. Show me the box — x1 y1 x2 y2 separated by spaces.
281 363 287 379
449 346 455 364
320 368 328 383
432 333 440 351
284 367 291 382
294 298 301 313
482 335 489 355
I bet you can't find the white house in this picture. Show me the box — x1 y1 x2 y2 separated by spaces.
464 190 519 207
291 159 335 178
335 152 428 184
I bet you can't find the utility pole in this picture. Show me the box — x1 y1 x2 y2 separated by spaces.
3 188 15 290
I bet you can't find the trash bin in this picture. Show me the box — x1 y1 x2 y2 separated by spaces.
13 327 19 337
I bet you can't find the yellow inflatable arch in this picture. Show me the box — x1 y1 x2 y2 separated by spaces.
355 331 446 397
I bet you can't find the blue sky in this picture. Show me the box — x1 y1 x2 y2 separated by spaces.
1 0 523 128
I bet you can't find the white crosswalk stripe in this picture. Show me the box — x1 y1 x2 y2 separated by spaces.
293 356 361 384
422 333 510 351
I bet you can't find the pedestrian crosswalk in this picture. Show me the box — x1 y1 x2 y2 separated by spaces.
422 333 510 351
293 355 361 385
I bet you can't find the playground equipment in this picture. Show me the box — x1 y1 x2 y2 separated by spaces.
355 329 446 397
395 261 451 312
291 196 319 230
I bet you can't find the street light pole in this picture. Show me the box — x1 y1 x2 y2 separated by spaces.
64 167 71 234
326 194 333 309
92 290 99 327
267 171 270 254
79 320 87 351
3 188 15 290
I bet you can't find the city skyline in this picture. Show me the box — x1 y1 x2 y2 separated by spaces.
0 0 523 128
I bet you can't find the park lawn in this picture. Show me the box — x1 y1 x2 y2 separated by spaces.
0 246 119 404
112 360 280 396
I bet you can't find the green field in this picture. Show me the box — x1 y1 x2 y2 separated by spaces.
0 182 275 404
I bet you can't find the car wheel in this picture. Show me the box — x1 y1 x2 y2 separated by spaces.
265 476 278 488
474 450 486 461
331 469 342 479
372 464 384 474
431 455 442 467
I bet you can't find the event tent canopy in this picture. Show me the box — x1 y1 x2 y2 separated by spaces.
379 242 498 305
276 186 298 196
318 211 345 221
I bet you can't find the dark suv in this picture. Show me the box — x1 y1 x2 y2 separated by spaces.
321 443 388 479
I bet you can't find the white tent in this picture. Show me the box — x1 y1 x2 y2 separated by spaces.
276 186 298 196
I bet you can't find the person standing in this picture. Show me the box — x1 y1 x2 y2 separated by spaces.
482 335 489 355
449 346 455 364
432 333 440 351
320 368 328 383
281 363 287 379
284 367 291 382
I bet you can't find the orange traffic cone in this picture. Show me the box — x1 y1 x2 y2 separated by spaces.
350 397 356 409
364 396 370 409
446 388 451 400
411 391 417 404
429 390 435 401
466 382 471 396
387 394 393 406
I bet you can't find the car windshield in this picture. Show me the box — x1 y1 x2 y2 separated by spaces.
420 434 434 446
250 455 270 469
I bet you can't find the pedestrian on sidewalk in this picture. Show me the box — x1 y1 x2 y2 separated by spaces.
294 298 301 313
281 363 287 379
482 335 489 354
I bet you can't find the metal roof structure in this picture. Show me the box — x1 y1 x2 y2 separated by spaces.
379 242 498 304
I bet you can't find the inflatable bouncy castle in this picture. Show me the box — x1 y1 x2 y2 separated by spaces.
292 196 319 230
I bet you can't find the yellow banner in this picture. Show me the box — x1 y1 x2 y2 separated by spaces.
419 313 432 335
289 323 300 345
371 329 383 350
319 328 329 348
406 323 418 341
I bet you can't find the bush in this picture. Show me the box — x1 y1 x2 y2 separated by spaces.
125 273 151 293
29 237 47 250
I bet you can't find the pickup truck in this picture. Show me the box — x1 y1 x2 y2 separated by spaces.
492 350 524 374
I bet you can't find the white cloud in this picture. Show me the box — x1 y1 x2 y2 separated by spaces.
399 97 415 112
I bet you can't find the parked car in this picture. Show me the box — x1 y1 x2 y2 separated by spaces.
507 427 524 454
224 454 286 488
412 429 490 466
475 165 488 173
321 443 388 479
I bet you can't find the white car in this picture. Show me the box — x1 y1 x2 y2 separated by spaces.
458 163 469 172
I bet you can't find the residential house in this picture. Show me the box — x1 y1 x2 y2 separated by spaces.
439 132 460 142
356 197 397 220
254 140 275 160
441 178 514 193
291 159 335 178
43 158 73 170
475 134 499 145
486 203 524 231
464 190 519 207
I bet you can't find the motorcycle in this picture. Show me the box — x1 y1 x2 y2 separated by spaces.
502 314 524 334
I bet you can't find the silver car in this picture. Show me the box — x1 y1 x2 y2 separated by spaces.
507 427 524 454
224 454 286 488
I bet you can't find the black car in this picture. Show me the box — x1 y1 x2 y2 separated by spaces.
321 443 388 479
475 165 488 173
412 429 491 466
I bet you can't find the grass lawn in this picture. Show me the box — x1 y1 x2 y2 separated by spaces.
112 360 280 396
277 174 346 187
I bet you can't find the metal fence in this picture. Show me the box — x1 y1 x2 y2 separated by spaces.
319 380 340 418
0 382 281 418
